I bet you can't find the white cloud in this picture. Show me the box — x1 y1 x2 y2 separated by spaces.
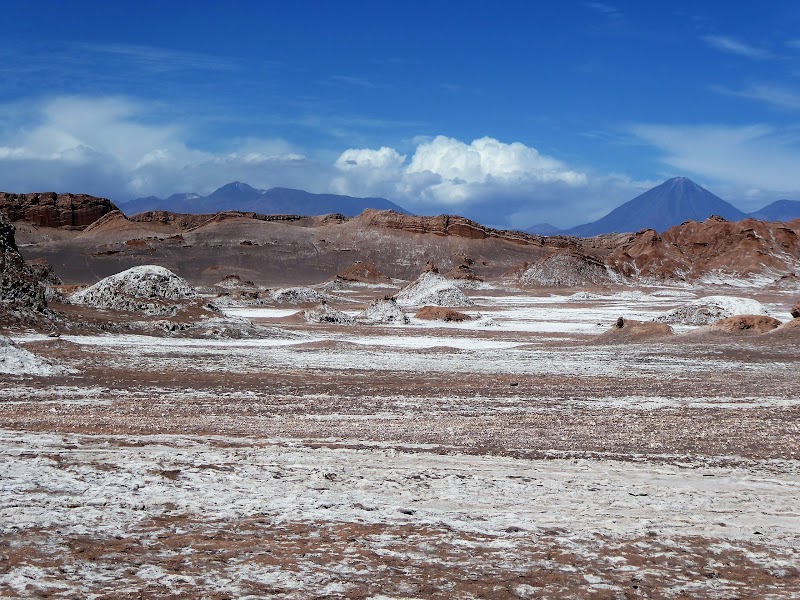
702 35 774 60
0 96 326 200
710 83 800 111
332 135 588 213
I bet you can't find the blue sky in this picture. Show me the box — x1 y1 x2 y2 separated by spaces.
2 1 800 228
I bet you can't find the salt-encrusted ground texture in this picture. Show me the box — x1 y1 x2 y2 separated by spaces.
1 283 799 598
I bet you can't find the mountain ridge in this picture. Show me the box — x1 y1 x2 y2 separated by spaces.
121 182 410 217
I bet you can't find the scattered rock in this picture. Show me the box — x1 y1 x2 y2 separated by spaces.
396 272 473 307
445 257 483 282
270 287 329 305
357 297 409 324
302 303 355 325
415 306 472 322
654 296 768 326
791 302 800 319
769 274 800 290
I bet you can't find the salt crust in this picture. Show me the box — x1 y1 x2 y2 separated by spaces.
0 336 72 376
654 296 768 325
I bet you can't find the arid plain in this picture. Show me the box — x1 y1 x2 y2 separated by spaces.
1 196 800 598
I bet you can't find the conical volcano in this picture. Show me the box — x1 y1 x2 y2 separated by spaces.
564 177 748 236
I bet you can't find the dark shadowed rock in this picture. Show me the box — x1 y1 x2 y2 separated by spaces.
0 213 51 326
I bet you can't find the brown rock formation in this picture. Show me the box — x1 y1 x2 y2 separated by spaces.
593 318 673 343
706 315 782 334
790 303 800 319
415 306 471 322
0 192 118 229
601 218 800 281
354 209 575 248
336 262 391 284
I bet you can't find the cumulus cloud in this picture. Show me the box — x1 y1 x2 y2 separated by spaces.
332 135 588 217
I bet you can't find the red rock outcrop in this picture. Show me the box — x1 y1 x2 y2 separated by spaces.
0 192 118 229
601 217 800 280
354 209 575 248
790 302 800 319
415 306 471 322
592 318 673 344
336 262 391 284
707 315 782 334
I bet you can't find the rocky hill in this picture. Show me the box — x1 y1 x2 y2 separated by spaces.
588 215 800 282
0 192 119 229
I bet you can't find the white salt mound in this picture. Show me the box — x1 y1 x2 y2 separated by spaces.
0 336 72 376
395 272 473 307
303 303 355 325
357 298 409 324
521 253 616 287
270 287 328 305
70 265 196 315
654 295 768 326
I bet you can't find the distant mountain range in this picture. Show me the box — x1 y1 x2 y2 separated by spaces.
749 199 800 222
120 182 410 217
526 177 800 236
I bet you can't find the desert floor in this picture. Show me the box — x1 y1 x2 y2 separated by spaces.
1 283 799 598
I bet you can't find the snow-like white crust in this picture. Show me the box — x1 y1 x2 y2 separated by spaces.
395 272 473 307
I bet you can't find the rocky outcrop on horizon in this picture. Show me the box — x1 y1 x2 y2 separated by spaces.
0 192 118 229
593 216 800 282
